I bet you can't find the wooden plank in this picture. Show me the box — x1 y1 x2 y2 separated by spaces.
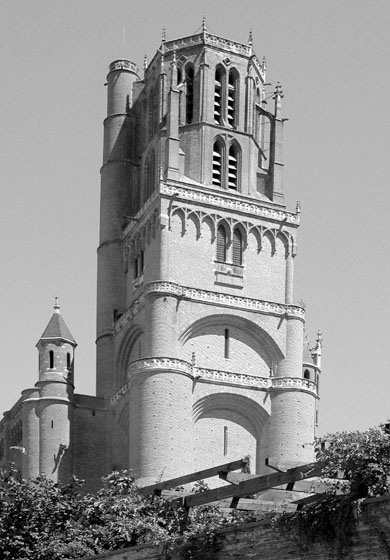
138 457 249 495
179 462 323 508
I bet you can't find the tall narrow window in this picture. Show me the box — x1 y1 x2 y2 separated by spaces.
49 350 54 369
232 228 243 266
223 426 228 456
212 140 223 186
228 144 238 190
216 225 227 262
227 70 238 128
67 352 71 370
214 67 224 125
224 328 230 358
185 65 194 124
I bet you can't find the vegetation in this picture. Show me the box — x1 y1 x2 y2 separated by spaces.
275 423 390 554
0 470 252 560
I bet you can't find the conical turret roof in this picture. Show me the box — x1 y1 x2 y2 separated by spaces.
38 298 76 345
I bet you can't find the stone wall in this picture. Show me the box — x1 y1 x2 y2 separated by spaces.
80 496 390 560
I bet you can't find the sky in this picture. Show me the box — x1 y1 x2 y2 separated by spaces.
1 0 390 436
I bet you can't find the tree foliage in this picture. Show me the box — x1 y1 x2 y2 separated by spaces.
275 423 390 553
0 470 251 560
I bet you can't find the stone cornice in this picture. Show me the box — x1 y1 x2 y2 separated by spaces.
109 358 317 405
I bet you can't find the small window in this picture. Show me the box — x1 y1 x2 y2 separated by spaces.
67 353 71 370
49 350 54 369
304 369 311 380
224 328 230 358
216 225 227 262
223 426 228 456
232 229 243 265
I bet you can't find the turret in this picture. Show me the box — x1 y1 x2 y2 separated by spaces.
97 60 140 398
22 299 76 482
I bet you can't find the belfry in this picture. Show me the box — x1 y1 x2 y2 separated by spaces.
96 24 322 484
0 25 322 488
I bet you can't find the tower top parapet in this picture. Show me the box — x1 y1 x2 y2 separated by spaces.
108 59 139 76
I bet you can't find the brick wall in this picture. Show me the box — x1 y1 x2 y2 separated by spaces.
80 495 390 560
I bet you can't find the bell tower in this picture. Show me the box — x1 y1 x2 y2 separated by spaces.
97 25 321 484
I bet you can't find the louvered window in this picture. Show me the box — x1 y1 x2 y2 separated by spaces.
186 65 194 124
227 70 237 128
216 225 227 262
212 141 222 186
214 67 223 125
228 144 238 189
232 228 242 265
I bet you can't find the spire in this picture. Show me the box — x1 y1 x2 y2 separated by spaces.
273 82 284 119
311 330 323 368
162 26 166 44
202 16 207 33
171 49 177 87
248 29 253 55
38 300 76 345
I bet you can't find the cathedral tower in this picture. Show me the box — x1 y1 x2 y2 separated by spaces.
97 25 320 484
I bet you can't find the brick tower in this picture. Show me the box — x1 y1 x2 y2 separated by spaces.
97 24 321 484
22 298 75 482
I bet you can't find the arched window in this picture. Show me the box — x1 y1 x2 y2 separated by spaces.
304 369 311 380
49 350 54 369
216 225 227 262
232 228 243 265
228 144 239 190
227 69 239 128
185 64 194 124
212 139 223 186
214 66 224 125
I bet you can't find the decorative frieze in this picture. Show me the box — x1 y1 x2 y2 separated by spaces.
145 281 305 319
161 183 299 225
113 357 318 400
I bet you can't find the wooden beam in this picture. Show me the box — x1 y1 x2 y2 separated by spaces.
138 458 249 495
178 462 323 509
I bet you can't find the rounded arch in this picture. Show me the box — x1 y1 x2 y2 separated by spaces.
193 392 269 438
179 313 284 369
